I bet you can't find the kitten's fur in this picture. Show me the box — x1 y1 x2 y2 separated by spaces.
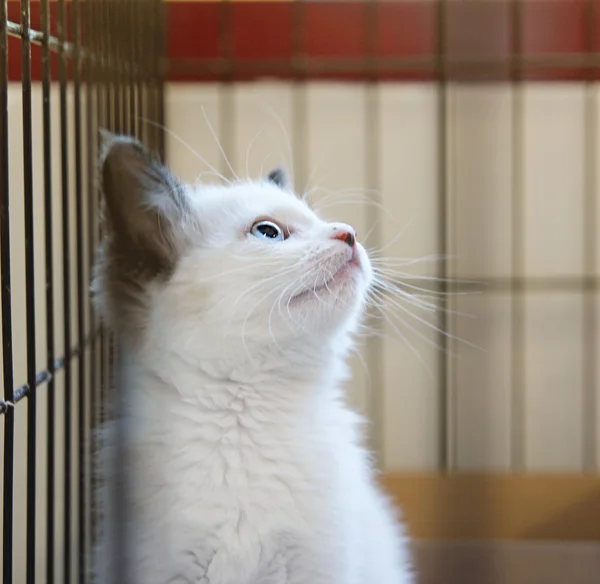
92 134 414 584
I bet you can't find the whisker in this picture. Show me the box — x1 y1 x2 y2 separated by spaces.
137 116 230 185
260 103 295 187
259 151 275 179
374 286 483 352
200 105 239 181
368 298 435 375
370 290 455 357
374 280 477 319
245 127 265 180
370 253 451 266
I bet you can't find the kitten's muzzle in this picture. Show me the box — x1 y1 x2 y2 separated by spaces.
330 223 356 249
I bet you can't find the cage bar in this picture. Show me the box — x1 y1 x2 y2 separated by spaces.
436 0 452 471
72 0 88 578
57 0 74 580
363 0 385 460
40 0 56 580
510 0 526 470
582 0 598 472
20 0 38 580
0 1 164 581
1 0 15 580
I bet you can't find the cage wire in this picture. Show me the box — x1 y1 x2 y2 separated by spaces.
0 0 164 582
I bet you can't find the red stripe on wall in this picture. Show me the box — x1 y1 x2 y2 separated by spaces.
166 0 600 82
5 1 600 82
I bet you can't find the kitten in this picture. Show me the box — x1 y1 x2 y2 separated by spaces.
92 133 414 584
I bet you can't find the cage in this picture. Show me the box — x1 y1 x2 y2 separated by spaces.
0 0 164 582
2 1 600 583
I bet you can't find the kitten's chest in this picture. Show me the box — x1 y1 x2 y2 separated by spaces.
167 408 337 511
124 393 362 583
128 382 359 530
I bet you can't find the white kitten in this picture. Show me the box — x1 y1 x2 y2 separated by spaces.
92 134 414 584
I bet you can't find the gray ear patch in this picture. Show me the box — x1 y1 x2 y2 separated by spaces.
267 167 289 189
99 131 190 273
95 132 194 340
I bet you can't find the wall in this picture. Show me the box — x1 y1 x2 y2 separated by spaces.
2 78 600 581
165 80 600 474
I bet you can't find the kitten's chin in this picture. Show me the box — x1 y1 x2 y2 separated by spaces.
290 249 370 310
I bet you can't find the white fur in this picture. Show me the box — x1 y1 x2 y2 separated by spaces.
93 180 414 584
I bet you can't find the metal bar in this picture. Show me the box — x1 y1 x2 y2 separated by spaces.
6 17 144 72
99 0 107 425
20 0 38 580
41 0 56 580
156 0 166 160
510 0 526 471
58 0 73 580
372 275 600 295
217 0 235 177
72 0 87 578
85 0 98 552
436 0 452 472
363 0 385 462
291 0 307 192
167 52 600 78
127 0 136 138
0 331 101 415
112 1 121 134
136 0 144 142
0 0 15 580
582 0 598 471
112 342 128 584
117 0 125 135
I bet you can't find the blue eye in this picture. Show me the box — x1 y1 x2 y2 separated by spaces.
250 220 285 241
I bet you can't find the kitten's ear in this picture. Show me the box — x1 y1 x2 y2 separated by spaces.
99 131 191 275
266 167 290 190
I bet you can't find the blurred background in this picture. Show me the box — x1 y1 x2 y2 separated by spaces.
1 0 600 583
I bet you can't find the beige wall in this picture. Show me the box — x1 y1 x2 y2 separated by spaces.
2 79 600 582
166 81 600 474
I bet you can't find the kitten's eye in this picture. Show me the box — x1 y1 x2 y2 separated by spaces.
250 220 285 242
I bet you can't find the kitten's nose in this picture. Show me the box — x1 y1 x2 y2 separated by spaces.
331 224 356 248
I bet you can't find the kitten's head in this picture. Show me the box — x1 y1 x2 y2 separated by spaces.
94 134 372 360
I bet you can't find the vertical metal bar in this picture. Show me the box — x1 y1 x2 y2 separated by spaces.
510 0 526 470
118 0 126 136
363 0 385 461
127 0 135 138
436 0 451 471
101 0 112 133
41 0 56 581
99 0 107 425
291 0 307 192
136 0 144 143
85 0 98 550
58 0 73 580
582 0 597 471
217 0 235 177
21 0 38 581
0 0 15 581
112 343 128 584
156 0 165 160
145 1 155 151
73 0 87 578
111 0 123 133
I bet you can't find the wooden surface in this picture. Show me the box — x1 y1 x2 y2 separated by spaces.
413 540 600 584
381 473 600 541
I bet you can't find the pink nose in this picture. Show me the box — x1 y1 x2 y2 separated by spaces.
331 225 356 248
